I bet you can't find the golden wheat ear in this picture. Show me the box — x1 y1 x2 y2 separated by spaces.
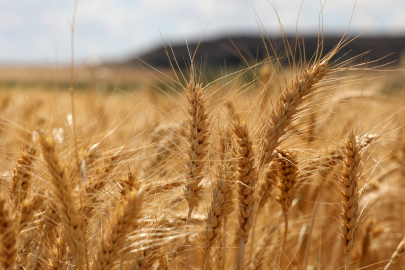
339 132 364 270
9 147 36 212
95 188 144 270
203 129 234 269
231 112 256 270
37 132 87 270
183 78 210 212
47 229 69 270
183 76 210 270
0 195 17 270
257 40 345 174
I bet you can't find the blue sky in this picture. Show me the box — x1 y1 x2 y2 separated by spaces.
0 0 404 65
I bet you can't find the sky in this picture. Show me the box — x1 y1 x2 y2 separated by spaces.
0 0 404 65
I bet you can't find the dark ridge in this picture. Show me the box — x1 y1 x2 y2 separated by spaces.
121 36 405 68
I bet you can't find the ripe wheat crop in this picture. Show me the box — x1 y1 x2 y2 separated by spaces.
1 6 405 270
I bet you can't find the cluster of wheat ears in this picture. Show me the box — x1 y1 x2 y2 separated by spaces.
1 13 405 270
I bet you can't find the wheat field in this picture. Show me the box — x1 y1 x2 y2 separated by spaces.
1 13 405 270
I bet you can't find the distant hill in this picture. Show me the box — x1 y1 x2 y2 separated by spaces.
122 36 405 68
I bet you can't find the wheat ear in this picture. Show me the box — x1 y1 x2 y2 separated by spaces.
119 172 139 198
274 150 299 266
14 232 36 270
84 151 120 219
257 48 340 172
95 188 143 270
9 147 36 212
340 133 362 270
38 133 87 270
232 116 256 270
184 77 210 211
203 134 234 269
383 237 405 270
183 77 210 269
48 230 69 270
17 194 42 233
0 195 17 270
